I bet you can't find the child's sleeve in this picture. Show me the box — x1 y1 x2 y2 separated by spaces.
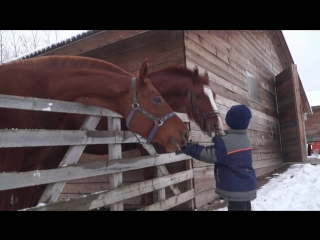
185 142 217 164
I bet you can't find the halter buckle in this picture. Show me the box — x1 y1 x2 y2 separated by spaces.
132 103 139 109
155 119 164 126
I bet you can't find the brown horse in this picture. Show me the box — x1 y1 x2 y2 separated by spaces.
83 65 224 207
0 56 189 211
138 66 224 206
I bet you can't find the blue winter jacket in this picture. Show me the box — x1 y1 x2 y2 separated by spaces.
185 129 257 201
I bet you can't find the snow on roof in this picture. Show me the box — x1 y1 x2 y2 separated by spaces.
12 30 103 61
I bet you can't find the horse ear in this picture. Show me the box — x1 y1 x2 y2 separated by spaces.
139 59 149 85
193 66 200 83
203 70 209 80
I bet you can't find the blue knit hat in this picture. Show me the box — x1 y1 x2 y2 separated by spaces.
225 104 252 130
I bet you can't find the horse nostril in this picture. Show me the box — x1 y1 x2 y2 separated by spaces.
184 131 189 143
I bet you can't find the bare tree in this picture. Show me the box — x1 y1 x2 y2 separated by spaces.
30 30 41 50
19 34 32 54
43 30 51 46
52 30 60 43
0 30 9 63
0 30 83 63
9 30 22 58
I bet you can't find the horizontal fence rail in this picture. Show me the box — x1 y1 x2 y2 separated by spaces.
0 153 191 191
25 170 194 211
0 93 192 211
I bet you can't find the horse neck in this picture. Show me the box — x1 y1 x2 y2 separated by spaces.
2 65 132 117
148 70 191 111
59 71 132 116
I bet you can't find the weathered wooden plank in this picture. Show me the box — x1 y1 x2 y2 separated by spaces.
250 121 279 133
253 158 283 169
252 31 273 61
291 64 307 162
266 31 287 70
38 115 101 204
185 159 195 210
0 93 121 117
0 113 188 148
185 33 247 83
248 128 279 141
25 170 194 211
0 153 191 191
241 31 273 68
78 149 141 163
277 81 294 98
194 177 216 193
114 47 185 73
193 166 214 180
157 168 166 202
193 159 214 168
81 30 183 60
136 189 194 211
252 144 282 154
64 167 145 184
255 163 284 177
253 152 282 161
156 165 181 195
275 69 292 87
207 70 248 99
194 188 219 209
198 31 250 73
185 46 247 91
108 117 123 211
0 129 142 147
39 30 149 57
212 89 279 124
236 31 273 71
217 30 272 75
191 130 212 143
147 59 186 73
251 138 280 147
105 34 184 65
60 182 110 194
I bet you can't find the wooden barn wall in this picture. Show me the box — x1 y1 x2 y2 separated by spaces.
36 30 186 73
48 30 189 210
275 64 307 163
306 106 320 141
37 30 149 58
78 30 186 74
184 30 287 209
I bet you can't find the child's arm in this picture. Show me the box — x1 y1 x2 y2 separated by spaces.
181 142 217 164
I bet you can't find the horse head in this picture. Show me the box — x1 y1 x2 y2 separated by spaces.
125 59 189 152
186 66 224 137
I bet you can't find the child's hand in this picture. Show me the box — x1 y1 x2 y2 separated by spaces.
175 146 187 155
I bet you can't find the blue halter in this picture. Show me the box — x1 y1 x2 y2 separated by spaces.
126 77 176 144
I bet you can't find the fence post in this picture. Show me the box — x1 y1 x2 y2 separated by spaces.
108 116 123 211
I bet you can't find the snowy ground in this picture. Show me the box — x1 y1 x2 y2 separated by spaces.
214 154 320 211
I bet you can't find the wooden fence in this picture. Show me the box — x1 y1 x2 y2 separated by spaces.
0 93 194 211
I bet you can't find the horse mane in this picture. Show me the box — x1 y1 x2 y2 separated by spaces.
148 65 210 85
4 56 132 76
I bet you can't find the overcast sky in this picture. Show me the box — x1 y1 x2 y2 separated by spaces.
282 30 320 93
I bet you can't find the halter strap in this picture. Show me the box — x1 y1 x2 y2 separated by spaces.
187 90 220 132
126 77 176 144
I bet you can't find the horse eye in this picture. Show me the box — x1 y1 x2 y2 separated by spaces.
195 94 201 100
154 96 162 104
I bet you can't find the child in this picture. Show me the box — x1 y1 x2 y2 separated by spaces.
179 104 257 211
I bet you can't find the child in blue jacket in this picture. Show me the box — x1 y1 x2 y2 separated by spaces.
179 104 257 211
